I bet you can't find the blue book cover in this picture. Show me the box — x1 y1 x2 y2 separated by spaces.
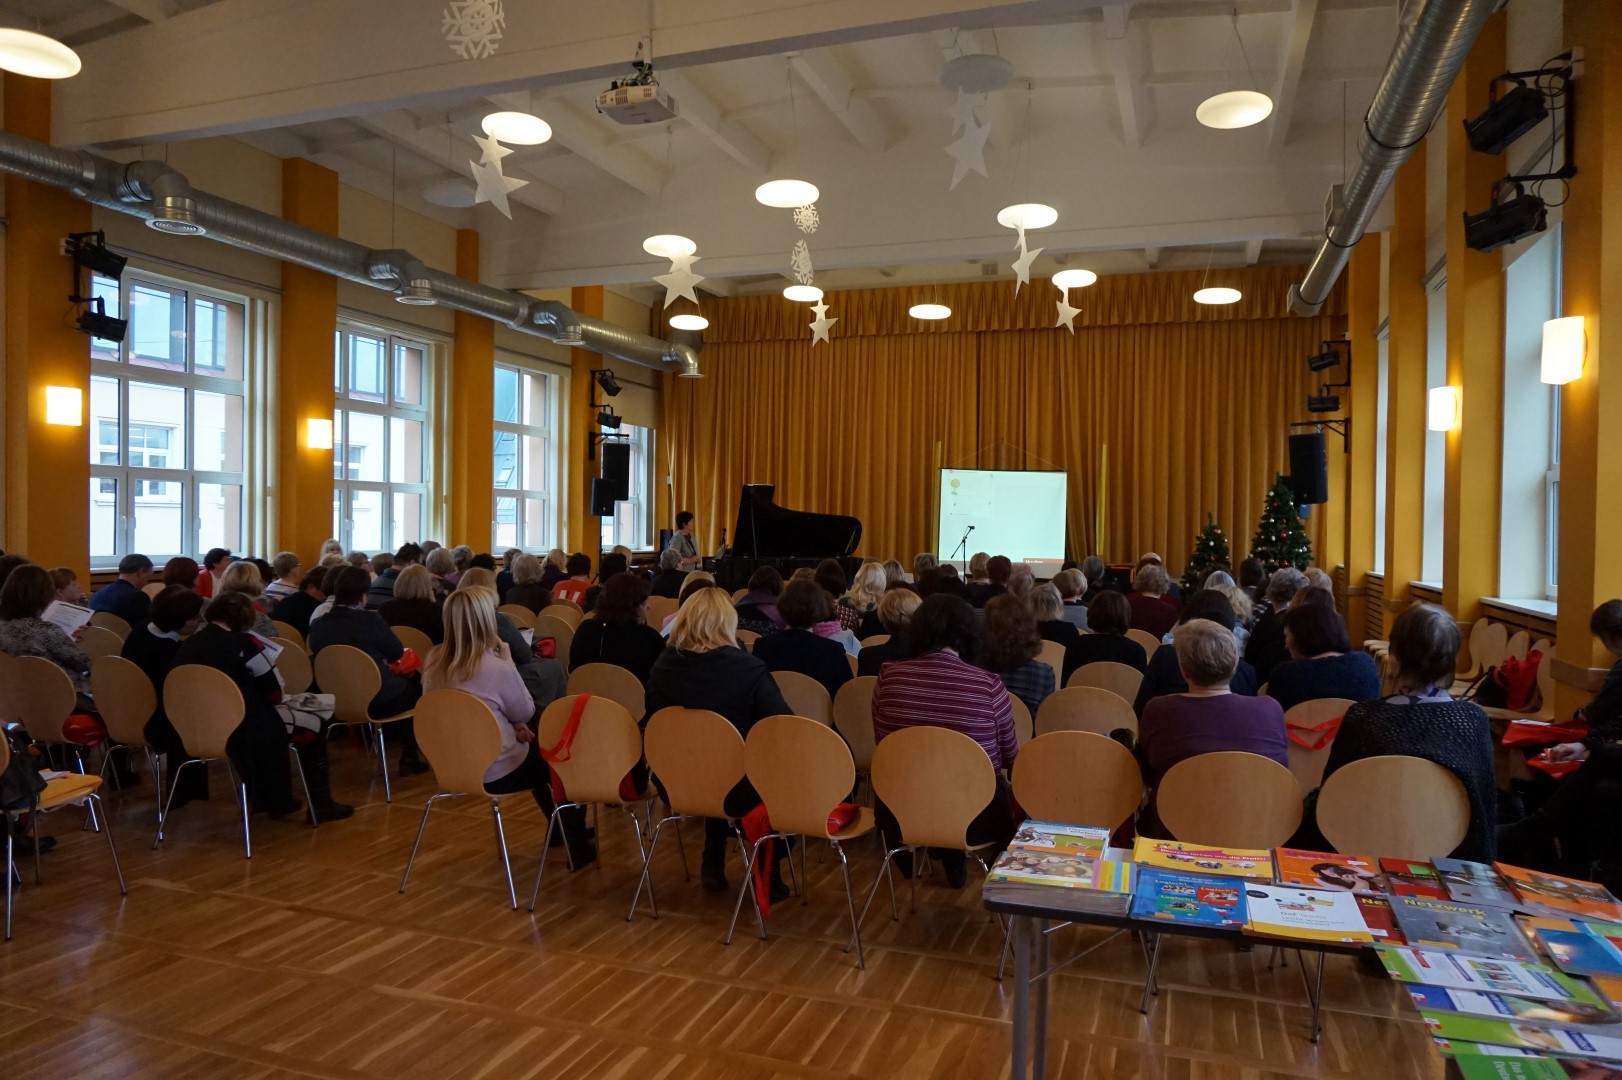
1130 867 1248 928
1543 927 1622 978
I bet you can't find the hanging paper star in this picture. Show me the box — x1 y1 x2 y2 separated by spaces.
443 0 505 60
1054 292 1081 333
654 252 705 308
946 89 978 136
809 300 837 346
945 114 992 190
1012 236 1043 292
471 132 514 166
469 158 528 219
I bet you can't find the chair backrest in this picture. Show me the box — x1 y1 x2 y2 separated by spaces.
89 610 132 639
1035 686 1139 738
1035 639 1065 690
163 665 247 759
1535 646 1557 711
276 643 314 695
497 604 537 629
1125 628 1162 656
9 656 79 741
1065 660 1143 704
1316 755 1471 861
1282 696 1357 792
735 628 759 652
271 621 305 652
644 707 745 819
536 694 643 805
313 644 382 726
1474 621 1509 673
1012 731 1144 831
731 588 750 603
745 713 857 838
870 726 996 851
1157 751 1304 848
533 615 575 661
567 662 646 719
1506 629 1530 662
413 689 507 794
831 676 877 771
545 601 585 628
859 634 891 648
1008 691 1034 747
77 625 125 661
0 651 14 723
772 669 834 726
1461 618 1491 678
645 595 679 629
141 582 166 598
392 624 435 658
90 655 157 748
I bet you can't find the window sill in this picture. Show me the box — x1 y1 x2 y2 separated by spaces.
1483 597 1558 620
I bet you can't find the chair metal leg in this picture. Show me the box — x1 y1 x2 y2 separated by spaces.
782 835 801 897
4 825 13 941
398 793 449 893
228 762 252 860
152 756 195 849
672 813 690 882
145 748 164 832
376 726 392 803
1139 934 1164 1014
622 804 648 865
835 842 865 970
725 835 772 945
490 798 517 911
29 797 43 885
800 838 811 903
85 794 127 896
289 748 318 829
527 803 576 912
628 813 679 922
857 846 904 926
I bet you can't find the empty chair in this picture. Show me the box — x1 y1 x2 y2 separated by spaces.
534 615 575 662
392 624 435 658
832 676 877 776
645 595 679 629
1506 630 1531 662
1482 647 1558 722
89 610 132 639
567 662 646 720
1012 731 1143 833
859 634 891 649
1065 660 1144 704
1035 640 1065 690
89 655 161 803
271 621 306 652
76 625 125 662
771 669 834 726
1125 628 1163 657
1282 697 1357 793
1008 692 1034 749
316 643 416 802
141 582 166 598
161 665 254 857
735 628 760 652
1156 752 1303 848
731 588 750 604
545 600 585 629
497 604 536 629
275 644 314 695
1456 618 1492 681
1035 686 1139 738
1316 755 1470 861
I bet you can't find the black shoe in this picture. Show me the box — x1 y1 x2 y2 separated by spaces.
566 842 598 870
769 874 791 903
944 858 968 889
397 755 431 776
548 825 596 849
312 801 354 822
11 834 56 856
701 863 729 893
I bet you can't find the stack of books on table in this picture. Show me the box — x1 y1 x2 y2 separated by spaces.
982 820 1134 916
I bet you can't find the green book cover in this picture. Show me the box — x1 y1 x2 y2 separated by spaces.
1376 945 1610 1007
1421 1011 1622 1060
1448 1059 1592 1079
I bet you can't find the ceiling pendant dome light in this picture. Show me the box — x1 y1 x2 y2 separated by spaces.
642 234 697 259
669 313 709 330
996 203 1058 231
755 179 820 208
1193 286 1243 305
1197 13 1272 130
480 111 552 145
1051 268 1097 290
0 28 81 79
909 302 951 320
783 284 823 302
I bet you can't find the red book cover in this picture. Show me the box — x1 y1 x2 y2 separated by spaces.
1355 895 1408 944
1380 857 1451 899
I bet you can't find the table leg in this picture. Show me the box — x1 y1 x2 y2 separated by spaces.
1138 933 1164 1014
1310 949 1326 1043
1012 915 1031 1079
1034 918 1050 1080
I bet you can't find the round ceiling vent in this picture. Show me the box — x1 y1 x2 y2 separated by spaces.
421 180 478 208
939 53 1014 95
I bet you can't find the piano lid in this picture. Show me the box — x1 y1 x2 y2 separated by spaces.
731 484 862 559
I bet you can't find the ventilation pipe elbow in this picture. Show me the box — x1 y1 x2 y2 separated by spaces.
123 160 204 236
366 249 436 306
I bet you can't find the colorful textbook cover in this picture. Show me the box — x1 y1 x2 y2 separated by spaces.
1407 984 1620 1030
1130 868 1247 928
1435 859 1520 908
1272 848 1383 894
1382 857 1452 900
1450 1061 1622 1080
1419 1012 1622 1063
1389 895 1538 959
1374 946 1612 1007
1539 928 1622 980
1496 863 1622 922
1243 883 1374 944
1131 837 1271 879
1009 820 1111 855
1357 896 1408 944
988 821 1123 891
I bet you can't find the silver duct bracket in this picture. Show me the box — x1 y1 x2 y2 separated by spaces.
123 160 204 236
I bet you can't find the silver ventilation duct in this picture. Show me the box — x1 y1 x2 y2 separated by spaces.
0 132 699 376
1287 0 1500 317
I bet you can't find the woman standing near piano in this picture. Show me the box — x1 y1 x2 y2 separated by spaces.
665 510 701 570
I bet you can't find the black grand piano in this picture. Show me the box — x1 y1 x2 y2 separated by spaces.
708 484 863 590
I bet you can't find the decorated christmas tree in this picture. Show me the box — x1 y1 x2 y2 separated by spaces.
1180 515 1232 594
1250 475 1313 573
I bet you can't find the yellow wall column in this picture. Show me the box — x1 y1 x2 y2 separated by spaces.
1552 1 1622 712
1441 11 1506 621
3 74 92 577
1382 152 1430 634
567 285 604 555
1342 241 1382 638
277 158 340 562
449 229 494 548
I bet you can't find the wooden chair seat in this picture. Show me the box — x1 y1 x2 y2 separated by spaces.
38 773 104 810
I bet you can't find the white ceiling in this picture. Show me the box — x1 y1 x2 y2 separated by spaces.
4 0 1404 305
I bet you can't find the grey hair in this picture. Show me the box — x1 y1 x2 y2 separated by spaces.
1265 567 1309 605
659 548 682 570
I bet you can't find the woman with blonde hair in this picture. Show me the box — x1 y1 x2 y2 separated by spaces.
217 558 278 638
379 563 445 644
644 586 792 894
967 552 990 585
320 538 344 561
858 588 920 675
840 561 889 638
425 587 594 865
881 559 908 591
539 548 568 593
459 567 568 708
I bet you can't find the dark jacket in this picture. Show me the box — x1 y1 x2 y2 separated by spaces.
365 566 402 610
1039 619 1084 653
379 596 446 646
751 627 852 698
502 583 552 614
308 604 411 713
1582 660 1622 747
1266 652 1383 713
1133 643 1258 717
1244 610 1290 685
90 578 151 628
650 569 688 599
121 624 182 739
857 636 912 678
1061 633 1148 684
270 590 322 638
643 646 789 737
968 582 1006 608
568 618 668 686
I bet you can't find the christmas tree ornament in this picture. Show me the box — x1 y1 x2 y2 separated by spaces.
1249 476 1313 573
790 239 815 285
443 0 504 60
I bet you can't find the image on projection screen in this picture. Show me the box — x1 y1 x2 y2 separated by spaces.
936 469 1068 563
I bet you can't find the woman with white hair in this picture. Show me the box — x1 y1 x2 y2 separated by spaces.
1126 563 1179 640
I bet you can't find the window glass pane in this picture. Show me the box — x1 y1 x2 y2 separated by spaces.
127 281 187 372
392 491 422 548
193 390 244 473
348 334 386 402
524 496 547 549
494 367 519 423
522 434 546 489
522 371 547 426
493 430 518 489
192 295 245 379
91 376 120 466
128 382 187 494
334 331 343 391
334 487 344 549
346 412 386 481
91 276 122 360
90 477 118 563
133 483 185 558
495 495 519 550
198 482 243 553
394 342 424 405
350 489 384 552
390 417 424 484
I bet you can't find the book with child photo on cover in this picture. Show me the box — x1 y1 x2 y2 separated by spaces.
1273 848 1384 894
1131 868 1248 928
1131 837 1272 880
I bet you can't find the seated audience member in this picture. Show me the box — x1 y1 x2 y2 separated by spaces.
0 564 91 692
912 553 939 588
308 565 427 773
308 562 349 626
90 553 155 627
320 538 345 561
1135 619 1289 838
0 553 31 592
421 541 443 556
582 551 628 613
1207 582 1255 647
1052 569 1090 630
469 553 497 573
1126 563 1179 640
1033 583 1083 651
1265 603 1382 713
881 560 909 591
919 567 972 602
967 552 990 589
1311 602 1495 862
1134 590 1259 716
660 574 720 636
163 556 201 590
495 547 523 601
424 587 594 867
734 566 786 633
194 548 231 599
872 594 1018 884
840 561 889 640
318 554 346 570
264 552 302 601
122 586 209 805
459 568 567 709
424 547 457 600
1007 562 1036 601
216 559 277 638
1061 591 1148 683
50 567 85 607
971 555 1011 608
344 551 371 575
1238 557 1267 605
538 548 567 593
367 543 420 609
643 587 791 894
814 559 862 634
569 572 667 685
858 589 920 676
379 564 446 645
1081 555 1109 597
271 568 327 638
1137 552 1182 602
1304 567 1335 595
979 594 1055 716
551 553 593 606
370 552 393 580
1291 585 1336 612
1243 567 1307 683
751 578 854 698
447 545 474 586
501 554 553 614
650 548 688 599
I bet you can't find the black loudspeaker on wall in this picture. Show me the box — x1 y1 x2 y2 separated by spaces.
601 441 631 501
1288 431 1330 505
590 478 617 516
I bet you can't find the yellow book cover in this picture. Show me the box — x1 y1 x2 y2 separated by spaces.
1131 837 1272 879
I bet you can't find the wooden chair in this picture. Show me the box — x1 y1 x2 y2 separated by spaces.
1316 756 1470 861
772 670 834 727
1065 660 1143 705
315 643 415 802
859 634 891 649
10 656 87 767
631 707 749 920
270 621 305 652
160 665 254 856
567 662 646 720
1035 686 1139 739
1156 752 1303 848
861 726 998 922
497 604 537 629
397 689 527 909
1474 622 1509 675
1012 731 1144 833
735 628 759 652
832 676 877 776
529 694 649 912
1036 640 1065 690
533 615 575 663
141 582 166 598
731 588 750 603
89 656 162 820
545 600 585 628
645 595 679 629
1483 646 1558 723
77 625 125 662
1457 618 1492 680
1008 692 1034 749
728 714 876 968
392 624 435 659
1506 630 1531 662
1 735 125 941
275 644 314 695
1282 697 1357 793
89 610 132 639
1125 628 1163 657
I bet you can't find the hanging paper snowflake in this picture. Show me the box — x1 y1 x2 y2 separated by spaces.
792 203 820 235
443 0 504 60
790 240 815 285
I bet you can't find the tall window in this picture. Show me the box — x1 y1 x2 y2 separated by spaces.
1422 269 1447 584
1373 322 1390 575
1498 228 1561 601
89 273 248 566
332 323 430 553
600 423 654 551
493 360 555 552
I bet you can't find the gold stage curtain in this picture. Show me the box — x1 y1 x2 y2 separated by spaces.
660 266 1344 571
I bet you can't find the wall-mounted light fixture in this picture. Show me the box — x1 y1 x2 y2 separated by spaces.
306 417 334 450
45 386 82 426
1428 386 1460 432
1541 315 1586 385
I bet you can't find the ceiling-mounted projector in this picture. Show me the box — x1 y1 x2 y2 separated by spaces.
597 81 677 125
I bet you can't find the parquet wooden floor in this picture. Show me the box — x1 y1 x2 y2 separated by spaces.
0 741 1446 1079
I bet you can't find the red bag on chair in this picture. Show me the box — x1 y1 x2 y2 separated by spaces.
389 648 421 677
61 713 108 746
1492 651 1544 713
540 693 641 804
1501 718 1589 750
827 802 861 834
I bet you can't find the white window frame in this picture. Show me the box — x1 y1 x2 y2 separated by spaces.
332 320 434 553
600 423 654 552
1373 319 1390 576
493 356 559 552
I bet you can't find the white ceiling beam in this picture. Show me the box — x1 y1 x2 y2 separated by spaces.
1144 245 1162 269
642 71 770 174
232 128 472 227
1267 0 1320 151
105 0 181 21
788 48 893 154
487 91 670 198
350 113 566 217
1101 1 1154 149
1244 237 1265 264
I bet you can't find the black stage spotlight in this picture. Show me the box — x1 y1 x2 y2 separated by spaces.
592 368 622 397
596 408 623 429
66 230 127 280
1308 348 1341 373
1464 81 1548 155
1464 186 1547 253
1307 393 1341 414
75 296 128 342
